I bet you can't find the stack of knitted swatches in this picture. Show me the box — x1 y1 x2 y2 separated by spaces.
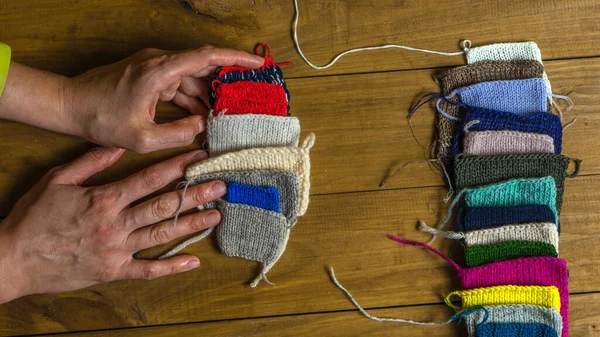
162 44 315 287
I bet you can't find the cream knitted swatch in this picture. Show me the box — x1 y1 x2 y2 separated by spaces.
463 130 555 156
464 305 563 337
187 133 315 216
419 222 559 253
207 112 301 156
465 41 552 97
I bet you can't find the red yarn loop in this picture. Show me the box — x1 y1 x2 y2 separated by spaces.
255 43 272 57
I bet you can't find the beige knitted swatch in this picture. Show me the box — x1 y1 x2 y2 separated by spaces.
186 133 315 216
463 130 555 156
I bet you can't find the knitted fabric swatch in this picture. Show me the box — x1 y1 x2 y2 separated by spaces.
476 323 558 337
454 154 574 210
452 106 562 156
462 130 555 156
207 112 301 156
437 60 545 96
460 176 559 219
186 133 315 216
225 182 281 213
213 81 289 116
444 78 548 115
464 305 563 337
190 170 299 222
458 205 557 232
435 60 544 160
216 200 289 287
465 41 552 96
463 240 558 267
445 285 561 312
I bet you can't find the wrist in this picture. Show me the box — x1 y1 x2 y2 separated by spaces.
0 220 30 303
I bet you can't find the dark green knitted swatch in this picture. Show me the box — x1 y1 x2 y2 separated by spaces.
453 154 579 212
464 240 558 267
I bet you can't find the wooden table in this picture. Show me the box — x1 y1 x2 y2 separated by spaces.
1 1 599 336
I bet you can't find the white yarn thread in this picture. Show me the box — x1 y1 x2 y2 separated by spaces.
292 0 467 70
159 226 214 259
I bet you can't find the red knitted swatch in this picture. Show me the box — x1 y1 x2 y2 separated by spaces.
214 81 289 116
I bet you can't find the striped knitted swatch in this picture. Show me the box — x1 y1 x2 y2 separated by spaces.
445 285 561 312
454 154 574 210
462 130 555 156
216 200 289 287
452 106 562 156
465 41 552 96
476 323 558 337
435 60 544 160
186 133 315 216
213 81 289 116
464 240 558 267
207 112 301 156
460 176 559 219
458 205 557 232
225 182 281 213
190 170 299 222
464 305 563 337
444 78 548 115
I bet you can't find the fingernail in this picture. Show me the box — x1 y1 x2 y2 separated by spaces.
205 210 221 226
253 55 265 64
198 117 206 133
211 181 226 197
185 259 200 270
192 151 208 162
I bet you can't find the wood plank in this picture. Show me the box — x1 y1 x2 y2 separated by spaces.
0 57 599 215
10 293 600 337
0 175 598 336
1 0 600 77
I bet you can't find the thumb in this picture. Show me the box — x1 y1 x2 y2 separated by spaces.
49 147 125 185
137 115 205 153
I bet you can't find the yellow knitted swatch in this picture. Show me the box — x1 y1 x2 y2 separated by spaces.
445 285 560 312
186 133 315 216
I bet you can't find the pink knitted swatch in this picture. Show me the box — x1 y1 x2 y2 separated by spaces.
463 130 555 156
388 236 569 337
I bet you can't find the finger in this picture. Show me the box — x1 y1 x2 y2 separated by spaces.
123 180 226 230
179 76 211 109
120 255 200 281
48 147 125 185
115 150 208 203
164 47 264 80
139 114 205 152
172 91 208 116
126 209 221 252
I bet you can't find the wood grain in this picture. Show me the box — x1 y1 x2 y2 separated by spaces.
0 175 597 335
1 0 600 78
19 293 600 337
0 57 598 215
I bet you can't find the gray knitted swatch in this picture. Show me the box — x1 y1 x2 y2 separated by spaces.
207 112 301 156
189 170 299 223
217 200 290 287
464 305 563 337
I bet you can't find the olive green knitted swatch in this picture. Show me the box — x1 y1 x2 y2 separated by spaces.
453 154 578 211
464 240 559 267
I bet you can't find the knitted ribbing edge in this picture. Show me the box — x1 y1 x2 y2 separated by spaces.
464 305 563 337
463 240 558 267
445 285 561 312
186 133 315 216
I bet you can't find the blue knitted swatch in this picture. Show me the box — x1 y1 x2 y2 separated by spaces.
225 182 281 213
457 205 557 232
448 78 548 115
477 323 558 337
451 106 562 156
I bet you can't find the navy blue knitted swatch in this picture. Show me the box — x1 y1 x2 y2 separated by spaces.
225 182 281 213
457 205 557 232
451 106 562 156
477 323 558 337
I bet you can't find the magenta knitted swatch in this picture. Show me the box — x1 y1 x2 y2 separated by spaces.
388 236 569 337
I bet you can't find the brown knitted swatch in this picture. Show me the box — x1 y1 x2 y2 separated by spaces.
434 60 545 161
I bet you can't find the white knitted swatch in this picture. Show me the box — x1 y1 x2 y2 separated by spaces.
465 41 552 97
207 112 301 156
187 133 315 216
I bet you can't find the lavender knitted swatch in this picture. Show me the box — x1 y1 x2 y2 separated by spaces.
462 130 555 156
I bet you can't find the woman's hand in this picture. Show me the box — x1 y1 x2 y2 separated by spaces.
0 147 225 304
0 46 264 153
